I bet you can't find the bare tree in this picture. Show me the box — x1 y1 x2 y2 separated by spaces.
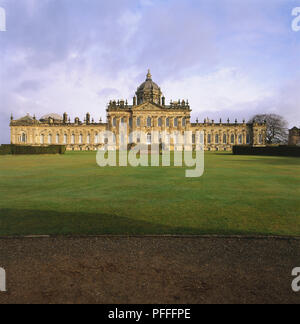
249 114 288 144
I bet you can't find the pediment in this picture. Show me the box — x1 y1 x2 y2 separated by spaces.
131 102 164 112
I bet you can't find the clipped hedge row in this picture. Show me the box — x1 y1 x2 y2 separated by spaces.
233 145 300 157
0 145 13 155
0 145 66 155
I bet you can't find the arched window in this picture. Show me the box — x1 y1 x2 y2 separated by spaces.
231 134 235 144
158 118 162 127
182 118 186 127
94 133 98 144
71 134 75 144
129 133 133 144
192 134 196 144
259 134 263 144
207 134 211 144
21 133 27 143
79 134 83 144
166 118 170 127
200 133 204 144
174 118 178 127
121 117 126 124
56 134 60 144
238 134 243 144
64 134 67 144
223 134 227 144
87 134 90 144
147 117 152 127
137 117 141 127
113 118 117 127
215 134 219 144
246 134 250 144
48 134 52 144
147 133 152 145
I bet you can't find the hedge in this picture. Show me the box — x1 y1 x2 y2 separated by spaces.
0 145 66 155
232 145 300 157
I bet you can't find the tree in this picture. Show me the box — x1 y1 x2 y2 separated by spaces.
249 114 288 144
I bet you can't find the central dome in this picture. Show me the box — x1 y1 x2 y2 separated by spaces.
136 70 162 105
137 70 160 92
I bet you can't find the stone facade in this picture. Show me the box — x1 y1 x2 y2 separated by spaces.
289 127 300 146
10 70 267 151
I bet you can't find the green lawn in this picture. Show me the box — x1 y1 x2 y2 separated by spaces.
0 151 299 236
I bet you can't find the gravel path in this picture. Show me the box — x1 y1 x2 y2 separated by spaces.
0 236 299 304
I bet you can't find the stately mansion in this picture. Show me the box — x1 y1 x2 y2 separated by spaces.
10 70 267 151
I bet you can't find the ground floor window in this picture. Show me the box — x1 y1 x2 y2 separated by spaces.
21 133 27 143
147 133 152 145
246 134 250 144
231 134 235 144
238 135 243 144
192 134 196 144
207 134 211 144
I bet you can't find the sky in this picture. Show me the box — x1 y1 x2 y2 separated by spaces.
0 0 300 143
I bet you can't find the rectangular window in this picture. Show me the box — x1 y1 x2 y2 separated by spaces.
192 134 196 144
231 135 235 144
246 134 250 144
207 134 211 144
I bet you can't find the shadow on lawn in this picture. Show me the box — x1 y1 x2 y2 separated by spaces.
0 208 279 237
0 208 198 236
